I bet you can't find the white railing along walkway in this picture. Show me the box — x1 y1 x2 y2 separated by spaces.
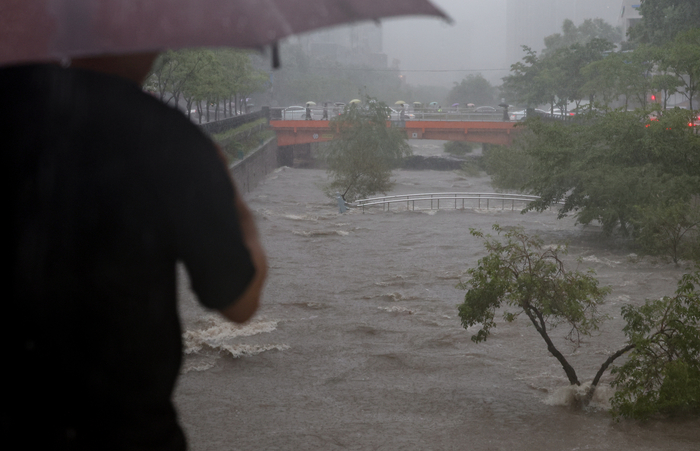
352 192 545 213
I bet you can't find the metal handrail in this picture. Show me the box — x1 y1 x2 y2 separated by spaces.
352 192 547 213
271 106 507 122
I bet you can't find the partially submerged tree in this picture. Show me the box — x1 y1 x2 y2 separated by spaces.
458 226 700 416
321 97 410 202
610 270 700 420
457 225 614 391
519 108 700 244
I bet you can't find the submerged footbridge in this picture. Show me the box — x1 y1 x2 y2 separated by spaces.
351 192 545 213
271 119 520 146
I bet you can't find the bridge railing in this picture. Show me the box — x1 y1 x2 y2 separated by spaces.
270 106 506 122
352 192 547 213
199 108 269 135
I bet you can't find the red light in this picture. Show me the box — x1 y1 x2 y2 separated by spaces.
651 94 656 101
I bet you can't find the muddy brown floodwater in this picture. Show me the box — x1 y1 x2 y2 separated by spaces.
174 140 700 450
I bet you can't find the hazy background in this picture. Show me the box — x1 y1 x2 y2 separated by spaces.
288 0 623 88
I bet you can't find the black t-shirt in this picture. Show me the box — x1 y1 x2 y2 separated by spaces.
3 65 255 450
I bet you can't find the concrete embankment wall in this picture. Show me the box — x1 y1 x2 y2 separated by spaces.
229 136 279 194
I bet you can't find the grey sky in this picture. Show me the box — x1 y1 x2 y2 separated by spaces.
381 0 622 87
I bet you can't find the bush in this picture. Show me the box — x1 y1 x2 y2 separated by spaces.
443 141 477 156
610 270 700 420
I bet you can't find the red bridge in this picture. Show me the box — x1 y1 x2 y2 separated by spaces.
270 120 521 147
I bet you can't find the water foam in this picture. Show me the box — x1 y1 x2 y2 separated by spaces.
284 214 318 221
582 255 621 267
543 382 614 411
292 229 349 237
182 315 288 358
378 306 415 314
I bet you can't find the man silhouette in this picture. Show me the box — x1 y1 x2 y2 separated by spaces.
4 53 267 450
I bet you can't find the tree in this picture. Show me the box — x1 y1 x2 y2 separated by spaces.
502 46 549 108
321 97 411 202
458 226 626 395
628 0 700 46
658 28 700 110
543 18 622 54
502 39 612 112
581 48 657 110
447 74 496 107
147 49 216 112
632 187 700 265
520 108 700 239
610 270 700 420
458 226 700 415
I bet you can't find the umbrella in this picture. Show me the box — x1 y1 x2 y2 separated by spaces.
467 103 475 107
452 103 459 107
349 99 361 104
0 0 449 67
395 101 406 105
429 102 438 106
413 101 422 105
306 101 316 106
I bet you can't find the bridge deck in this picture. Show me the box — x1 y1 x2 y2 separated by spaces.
270 120 521 146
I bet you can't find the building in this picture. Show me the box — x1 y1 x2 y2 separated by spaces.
506 0 622 66
617 0 642 39
296 22 388 69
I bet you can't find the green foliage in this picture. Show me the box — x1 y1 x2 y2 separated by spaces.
581 46 659 110
458 161 483 178
658 29 700 110
633 199 700 265
628 0 700 46
519 108 700 240
447 74 497 107
212 118 268 142
320 97 411 202
544 18 622 54
218 129 275 164
443 141 476 156
146 48 268 121
459 228 700 415
610 270 700 420
502 39 613 111
482 137 536 191
457 225 610 385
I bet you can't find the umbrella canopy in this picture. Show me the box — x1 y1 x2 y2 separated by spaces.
452 103 459 107
306 101 316 106
395 101 406 105
349 99 361 104
0 0 449 66
429 102 438 105
467 103 475 107
413 101 422 105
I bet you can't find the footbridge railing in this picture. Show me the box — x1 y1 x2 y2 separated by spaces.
351 192 546 213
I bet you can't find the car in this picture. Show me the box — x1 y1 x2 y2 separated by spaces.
689 113 700 128
550 108 576 118
388 107 415 120
475 106 497 113
510 110 526 121
283 105 310 120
